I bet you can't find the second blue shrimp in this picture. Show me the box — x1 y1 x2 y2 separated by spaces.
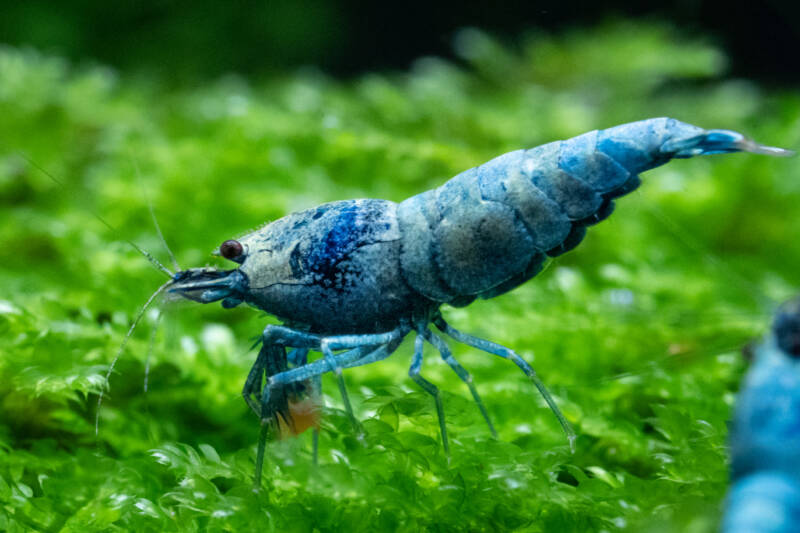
723 297 800 533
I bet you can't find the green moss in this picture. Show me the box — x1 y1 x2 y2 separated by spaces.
2 23 799 531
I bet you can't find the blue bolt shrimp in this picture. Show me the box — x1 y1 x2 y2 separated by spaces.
153 117 791 488
723 296 800 533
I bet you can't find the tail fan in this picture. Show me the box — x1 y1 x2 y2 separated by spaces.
662 129 795 158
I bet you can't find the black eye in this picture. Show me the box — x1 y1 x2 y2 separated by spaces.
774 297 800 358
220 239 244 260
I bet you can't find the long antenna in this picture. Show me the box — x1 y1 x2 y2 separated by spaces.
131 155 181 272
20 153 174 278
96 280 171 435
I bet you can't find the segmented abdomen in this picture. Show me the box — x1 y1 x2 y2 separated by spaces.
397 117 699 305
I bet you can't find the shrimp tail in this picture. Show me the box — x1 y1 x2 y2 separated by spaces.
661 128 795 158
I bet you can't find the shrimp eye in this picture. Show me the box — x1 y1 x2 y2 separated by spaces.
220 239 244 260
774 297 800 358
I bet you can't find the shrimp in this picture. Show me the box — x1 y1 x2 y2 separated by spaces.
723 296 800 533
162 117 792 488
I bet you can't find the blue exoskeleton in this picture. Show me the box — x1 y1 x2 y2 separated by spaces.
164 117 791 487
723 297 800 533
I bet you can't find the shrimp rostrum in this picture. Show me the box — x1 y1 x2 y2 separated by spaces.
163 117 791 487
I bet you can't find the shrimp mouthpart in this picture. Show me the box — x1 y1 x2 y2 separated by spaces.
168 268 248 305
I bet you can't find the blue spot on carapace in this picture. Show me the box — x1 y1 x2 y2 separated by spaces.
306 205 360 281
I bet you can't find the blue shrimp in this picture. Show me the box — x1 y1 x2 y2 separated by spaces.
163 117 791 487
723 296 800 533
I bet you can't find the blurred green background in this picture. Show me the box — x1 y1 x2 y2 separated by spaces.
1 4 800 533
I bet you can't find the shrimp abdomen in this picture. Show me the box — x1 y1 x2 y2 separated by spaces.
397 118 791 303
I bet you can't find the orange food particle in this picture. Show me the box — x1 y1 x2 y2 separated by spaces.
277 396 321 439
